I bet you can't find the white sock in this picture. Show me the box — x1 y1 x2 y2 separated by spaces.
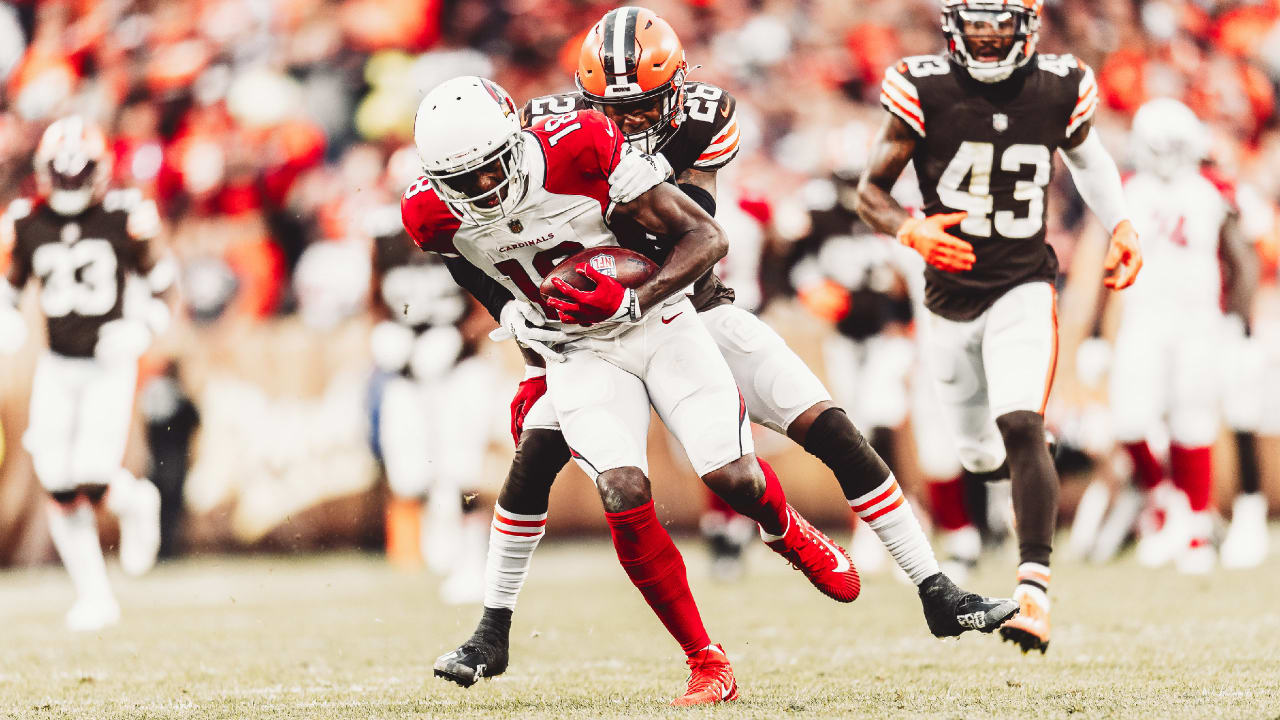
1016 561 1050 594
45 500 114 603
849 475 940 585
483 504 547 610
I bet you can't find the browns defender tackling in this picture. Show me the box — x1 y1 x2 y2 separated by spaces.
855 0 1143 653
433 5 1017 691
404 74 874 705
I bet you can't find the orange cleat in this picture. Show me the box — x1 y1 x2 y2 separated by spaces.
1000 585 1051 654
671 644 739 707
764 505 861 603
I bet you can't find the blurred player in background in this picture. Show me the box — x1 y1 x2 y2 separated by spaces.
435 7 1016 688
0 116 172 631
367 157 499 603
856 0 1142 653
1086 99 1258 574
789 171 987 582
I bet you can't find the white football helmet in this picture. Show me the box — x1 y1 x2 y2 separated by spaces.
35 115 112 216
413 76 527 226
1130 98 1207 180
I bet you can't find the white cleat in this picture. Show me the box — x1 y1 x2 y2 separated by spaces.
1221 494 1269 570
1089 486 1145 564
109 475 162 577
65 595 120 632
1067 480 1111 561
1136 488 1192 568
1176 539 1216 575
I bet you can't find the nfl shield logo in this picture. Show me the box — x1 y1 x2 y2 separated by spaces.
993 113 1009 132
508 218 523 234
589 253 617 278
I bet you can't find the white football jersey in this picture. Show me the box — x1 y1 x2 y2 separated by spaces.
403 110 673 339
1122 169 1234 317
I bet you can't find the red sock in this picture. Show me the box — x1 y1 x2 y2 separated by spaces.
926 474 972 531
752 458 790 536
605 501 710 656
1122 441 1164 490
704 486 737 521
1170 444 1213 512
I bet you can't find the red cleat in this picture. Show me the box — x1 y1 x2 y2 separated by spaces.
671 644 739 707
765 505 861 602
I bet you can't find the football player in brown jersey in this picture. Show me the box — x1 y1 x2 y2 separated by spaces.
855 0 1143 654
0 116 174 631
433 7 1017 689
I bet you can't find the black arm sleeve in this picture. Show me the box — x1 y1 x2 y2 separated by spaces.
444 255 515 322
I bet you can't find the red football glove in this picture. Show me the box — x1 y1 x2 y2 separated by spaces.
509 371 548 446
546 263 640 325
897 212 975 273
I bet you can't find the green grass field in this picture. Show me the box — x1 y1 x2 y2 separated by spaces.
2 531 1279 719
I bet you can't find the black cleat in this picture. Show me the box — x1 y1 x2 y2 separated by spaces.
918 572 1019 638
434 607 511 688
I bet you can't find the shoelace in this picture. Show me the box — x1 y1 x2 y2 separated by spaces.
783 520 837 572
684 662 729 694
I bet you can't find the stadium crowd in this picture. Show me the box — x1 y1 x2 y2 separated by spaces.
0 0 1277 574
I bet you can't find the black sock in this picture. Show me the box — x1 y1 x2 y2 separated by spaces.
476 606 513 641
996 411 1058 568
1235 431 1261 495
802 407 891 500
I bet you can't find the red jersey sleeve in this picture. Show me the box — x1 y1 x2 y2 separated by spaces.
528 109 625 218
400 177 462 256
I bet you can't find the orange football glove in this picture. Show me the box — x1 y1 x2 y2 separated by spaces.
897 212 975 273
1103 219 1142 290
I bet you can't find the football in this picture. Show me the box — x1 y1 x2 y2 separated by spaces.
539 246 658 300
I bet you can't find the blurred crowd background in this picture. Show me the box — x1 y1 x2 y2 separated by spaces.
1 0 1279 567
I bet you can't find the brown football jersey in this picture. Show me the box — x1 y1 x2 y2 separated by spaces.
521 81 742 312
880 53 1098 320
5 190 160 357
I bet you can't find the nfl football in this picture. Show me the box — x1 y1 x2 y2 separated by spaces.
539 246 658 300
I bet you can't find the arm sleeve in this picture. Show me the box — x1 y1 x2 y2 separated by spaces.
444 255 514 322
1059 130 1129 234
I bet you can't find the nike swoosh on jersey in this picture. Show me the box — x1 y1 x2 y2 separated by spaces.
661 312 683 324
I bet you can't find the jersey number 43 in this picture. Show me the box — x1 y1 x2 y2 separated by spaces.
937 141 1051 239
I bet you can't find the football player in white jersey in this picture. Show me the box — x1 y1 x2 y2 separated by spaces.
1093 99 1257 573
0 116 172 630
404 75 877 705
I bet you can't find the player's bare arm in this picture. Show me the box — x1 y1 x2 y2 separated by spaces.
855 113 916 236
612 180 728 312
675 166 717 200
1220 212 1259 322
856 114 974 272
